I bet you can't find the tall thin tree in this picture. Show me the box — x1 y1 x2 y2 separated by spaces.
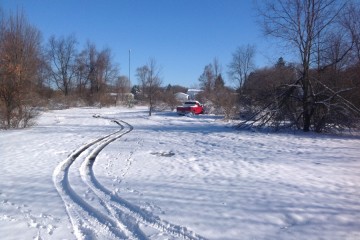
136 58 162 116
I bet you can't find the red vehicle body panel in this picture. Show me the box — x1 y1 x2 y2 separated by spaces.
176 101 204 115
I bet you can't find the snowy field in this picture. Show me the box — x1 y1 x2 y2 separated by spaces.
1 106 360 240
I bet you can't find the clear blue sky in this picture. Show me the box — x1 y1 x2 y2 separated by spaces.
1 0 289 88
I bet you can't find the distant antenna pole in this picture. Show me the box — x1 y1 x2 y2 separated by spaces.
128 49 131 84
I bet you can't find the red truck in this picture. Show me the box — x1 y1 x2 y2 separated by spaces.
176 101 204 115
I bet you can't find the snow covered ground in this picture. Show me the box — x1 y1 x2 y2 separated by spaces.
1 106 360 240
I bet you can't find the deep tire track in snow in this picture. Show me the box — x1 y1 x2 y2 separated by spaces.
53 117 206 240
53 120 133 239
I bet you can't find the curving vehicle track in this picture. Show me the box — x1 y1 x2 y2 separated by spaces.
53 117 206 240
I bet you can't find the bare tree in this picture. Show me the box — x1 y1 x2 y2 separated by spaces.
219 87 239 120
162 84 182 111
135 65 149 101
145 58 162 115
198 64 215 97
46 35 77 96
198 58 222 96
255 0 359 132
115 75 131 103
239 60 298 126
197 59 239 118
341 1 360 62
212 74 225 110
73 49 90 99
228 44 256 90
212 74 239 119
136 58 162 116
97 48 118 87
84 42 98 97
94 48 119 105
0 10 42 128
75 42 119 105
212 57 222 80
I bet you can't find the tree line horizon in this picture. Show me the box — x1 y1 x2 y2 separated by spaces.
1 0 360 132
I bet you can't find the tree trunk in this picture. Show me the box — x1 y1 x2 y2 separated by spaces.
149 96 152 116
303 104 311 132
302 62 312 132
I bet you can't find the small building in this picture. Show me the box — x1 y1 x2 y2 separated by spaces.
174 92 189 102
187 89 202 100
